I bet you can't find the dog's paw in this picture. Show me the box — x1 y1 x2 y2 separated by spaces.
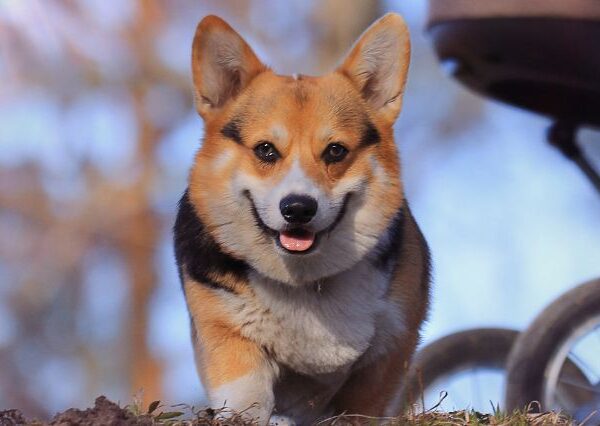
269 414 296 426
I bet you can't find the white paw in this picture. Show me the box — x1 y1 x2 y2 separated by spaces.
269 414 297 426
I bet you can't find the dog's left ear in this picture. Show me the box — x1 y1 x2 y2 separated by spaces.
338 13 410 123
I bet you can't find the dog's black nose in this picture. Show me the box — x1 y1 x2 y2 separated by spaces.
279 194 318 224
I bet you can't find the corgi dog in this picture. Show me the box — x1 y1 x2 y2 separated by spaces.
174 12 430 425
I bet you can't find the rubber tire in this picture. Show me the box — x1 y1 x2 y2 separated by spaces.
505 278 600 412
400 328 519 408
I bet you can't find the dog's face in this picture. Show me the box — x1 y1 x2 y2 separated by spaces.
188 15 410 284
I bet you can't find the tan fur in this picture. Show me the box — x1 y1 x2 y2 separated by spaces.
185 279 261 388
177 12 430 424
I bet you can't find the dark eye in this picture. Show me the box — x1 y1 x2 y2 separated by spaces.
254 142 280 163
322 143 348 164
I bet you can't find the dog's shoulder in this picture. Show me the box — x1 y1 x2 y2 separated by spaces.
386 203 431 330
174 189 249 294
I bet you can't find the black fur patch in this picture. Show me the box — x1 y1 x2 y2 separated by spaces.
372 205 405 271
220 119 243 145
418 223 432 294
359 121 381 148
173 190 248 294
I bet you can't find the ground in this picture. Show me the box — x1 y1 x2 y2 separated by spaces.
0 396 576 425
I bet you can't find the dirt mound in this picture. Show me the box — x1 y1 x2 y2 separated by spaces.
50 397 153 426
0 409 27 426
0 397 154 426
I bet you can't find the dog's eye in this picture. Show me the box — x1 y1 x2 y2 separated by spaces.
322 143 348 164
254 142 280 163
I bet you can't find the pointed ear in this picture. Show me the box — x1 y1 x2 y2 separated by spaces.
338 13 411 123
191 16 267 119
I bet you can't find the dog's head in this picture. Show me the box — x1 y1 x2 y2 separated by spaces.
188 14 410 284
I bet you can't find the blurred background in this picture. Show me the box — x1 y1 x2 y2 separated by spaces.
1 0 599 419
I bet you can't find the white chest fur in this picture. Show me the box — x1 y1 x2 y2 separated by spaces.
231 259 405 376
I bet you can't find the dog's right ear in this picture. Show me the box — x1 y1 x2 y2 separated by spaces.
191 16 266 119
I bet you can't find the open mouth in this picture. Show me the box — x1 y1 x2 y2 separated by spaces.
278 228 317 253
243 191 351 255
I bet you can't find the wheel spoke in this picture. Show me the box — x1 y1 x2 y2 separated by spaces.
568 352 600 384
557 376 600 393
594 324 600 356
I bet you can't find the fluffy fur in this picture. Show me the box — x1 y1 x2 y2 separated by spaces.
174 13 430 425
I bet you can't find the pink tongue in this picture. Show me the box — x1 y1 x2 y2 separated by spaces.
279 232 315 252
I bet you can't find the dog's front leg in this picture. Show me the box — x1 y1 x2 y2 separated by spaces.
185 280 277 424
192 322 276 424
207 359 276 425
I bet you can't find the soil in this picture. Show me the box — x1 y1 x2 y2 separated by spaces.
0 396 576 425
0 396 154 426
